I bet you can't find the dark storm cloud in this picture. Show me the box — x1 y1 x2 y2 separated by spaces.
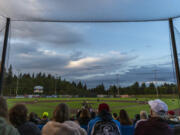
11 22 85 48
10 42 38 54
7 38 174 88
121 66 175 82
16 55 68 70
7 41 69 74
63 52 137 79
12 51 70 75
83 65 175 88
9 46 138 82
6 20 88 74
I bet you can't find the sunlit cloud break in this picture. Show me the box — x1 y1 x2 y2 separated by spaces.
66 57 100 68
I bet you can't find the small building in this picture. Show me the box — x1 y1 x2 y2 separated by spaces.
120 95 130 98
97 95 109 98
34 86 43 94
59 95 72 98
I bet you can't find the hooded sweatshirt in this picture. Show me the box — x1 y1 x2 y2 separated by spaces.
42 120 87 135
0 117 20 135
135 117 173 135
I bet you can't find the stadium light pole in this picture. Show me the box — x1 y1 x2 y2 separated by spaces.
169 18 180 96
16 69 20 96
153 69 159 98
116 74 120 96
54 74 58 95
0 18 10 95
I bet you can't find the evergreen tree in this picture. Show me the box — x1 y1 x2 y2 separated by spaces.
141 82 146 94
131 82 139 94
77 81 83 89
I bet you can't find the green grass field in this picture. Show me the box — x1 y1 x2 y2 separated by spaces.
7 97 180 119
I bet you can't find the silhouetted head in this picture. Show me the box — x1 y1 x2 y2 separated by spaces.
119 109 132 125
140 111 148 120
53 103 69 123
0 96 8 119
9 104 28 127
113 113 118 119
80 109 90 118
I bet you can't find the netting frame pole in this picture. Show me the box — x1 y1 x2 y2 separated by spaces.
169 18 180 95
0 18 10 95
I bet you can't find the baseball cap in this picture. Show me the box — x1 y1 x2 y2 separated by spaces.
42 112 49 117
148 99 168 113
168 110 175 115
98 103 110 112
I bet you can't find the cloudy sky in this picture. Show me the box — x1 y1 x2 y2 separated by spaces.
0 0 180 88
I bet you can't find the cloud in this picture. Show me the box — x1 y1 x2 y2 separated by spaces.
66 57 100 68
0 0 43 19
10 42 38 54
11 22 86 48
122 66 175 82
83 65 176 88
6 37 175 88
1 0 180 21
61 51 137 80
0 2 176 89
8 37 174 88
8 45 137 82
13 52 69 73
69 51 84 61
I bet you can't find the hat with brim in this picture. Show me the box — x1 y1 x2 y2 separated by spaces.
148 99 168 113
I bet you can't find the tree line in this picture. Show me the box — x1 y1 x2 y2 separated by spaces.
2 65 178 97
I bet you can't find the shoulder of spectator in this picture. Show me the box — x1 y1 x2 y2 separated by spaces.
87 117 101 135
113 119 121 128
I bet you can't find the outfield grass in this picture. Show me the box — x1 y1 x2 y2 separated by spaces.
7 97 180 119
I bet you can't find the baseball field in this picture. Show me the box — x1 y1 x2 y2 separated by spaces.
7 97 180 119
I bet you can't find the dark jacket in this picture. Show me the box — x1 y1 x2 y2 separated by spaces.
29 118 40 125
135 117 173 135
17 121 41 135
78 117 91 126
40 119 49 125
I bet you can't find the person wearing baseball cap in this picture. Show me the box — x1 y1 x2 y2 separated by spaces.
135 99 173 135
167 110 179 124
87 103 121 135
40 112 49 125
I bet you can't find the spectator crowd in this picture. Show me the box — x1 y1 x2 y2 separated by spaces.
0 96 180 135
